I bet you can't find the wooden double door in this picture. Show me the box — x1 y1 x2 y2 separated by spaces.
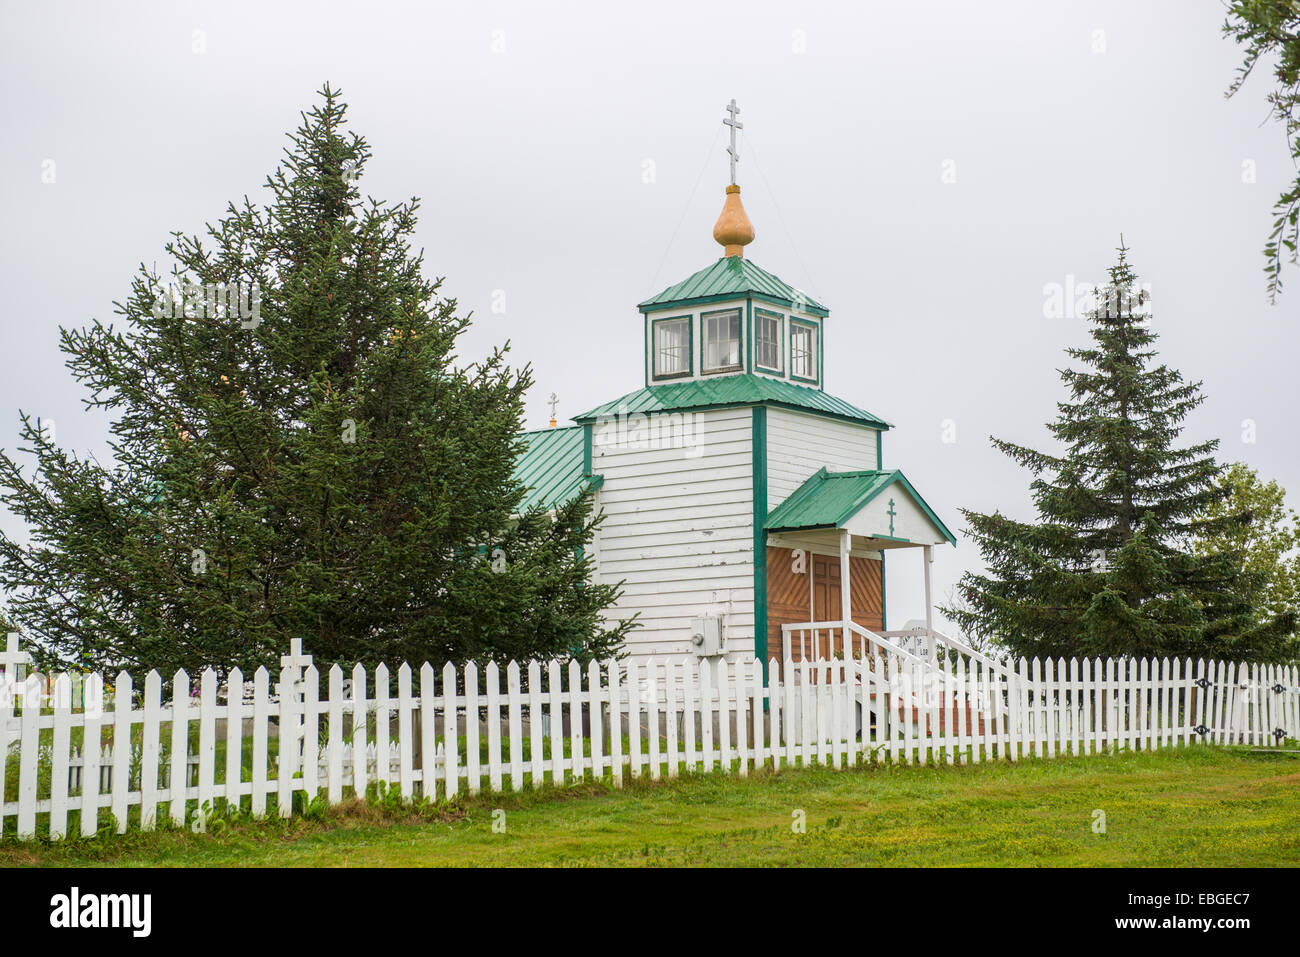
765 545 884 665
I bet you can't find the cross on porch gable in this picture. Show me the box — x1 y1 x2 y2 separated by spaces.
886 498 897 537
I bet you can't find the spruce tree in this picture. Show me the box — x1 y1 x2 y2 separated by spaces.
949 243 1296 662
0 85 632 678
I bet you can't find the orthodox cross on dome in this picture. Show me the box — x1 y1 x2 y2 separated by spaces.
723 99 743 185
713 99 755 256
548 392 559 428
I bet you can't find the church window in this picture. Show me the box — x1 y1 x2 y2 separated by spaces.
702 309 741 373
791 320 818 382
755 310 782 372
652 316 691 378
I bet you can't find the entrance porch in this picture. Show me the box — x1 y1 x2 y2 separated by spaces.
761 468 956 671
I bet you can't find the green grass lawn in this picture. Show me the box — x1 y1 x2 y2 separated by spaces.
3 746 1298 867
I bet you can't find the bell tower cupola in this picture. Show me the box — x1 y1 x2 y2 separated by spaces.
637 100 829 390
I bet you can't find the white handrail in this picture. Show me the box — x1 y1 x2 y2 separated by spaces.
780 620 936 669
928 627 1015 677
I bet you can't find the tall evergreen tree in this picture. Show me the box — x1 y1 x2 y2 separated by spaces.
949 243 1296 662
0 85 632 678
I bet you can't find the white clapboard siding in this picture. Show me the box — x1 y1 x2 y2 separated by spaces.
591 407 756 658
766 408 880 504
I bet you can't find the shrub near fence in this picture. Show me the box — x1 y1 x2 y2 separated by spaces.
1 636 1298 842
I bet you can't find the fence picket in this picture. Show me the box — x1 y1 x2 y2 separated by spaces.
974 657 986 762
607 660 622 788
0 667 12 835
507 661 523 792
718 658 733 773
198 669 217 820
627 658 642 779
588 660 605 782
766 660 780 767
277 666 296 818
799 658 814 767
746 657 760 774
699 658 715 773
398 664 414 801
953 656 967 764
827 658 841 769
140 670 162 831
169 669 190 826
442 662 459 799
80 674 105 838
251 667 270 816
349 664 366 801
304 665 320 802
1212 659 1227 747
528 661 544 789
1159 657 1170 748
374 663 391 792
988 660 1001 760
466 662 481 794
665 658 680 778
646 658 661 780
567 660 583 784
924 658 939 768
50 674 72 840
783 659 797 769
547 660 564 786
327 666 344 805
14 675 40 838
1052 657 1063 755
419 664 437 801
485 661 502 793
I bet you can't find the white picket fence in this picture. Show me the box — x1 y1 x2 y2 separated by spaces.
1 637 1298 842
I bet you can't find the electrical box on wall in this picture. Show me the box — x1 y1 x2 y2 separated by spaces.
690 616 724 656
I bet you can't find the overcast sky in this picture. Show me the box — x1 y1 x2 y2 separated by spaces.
1 0 1295 630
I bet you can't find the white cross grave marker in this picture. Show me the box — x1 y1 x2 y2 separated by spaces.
1 633 31 681
1 632 34 707
277 638 314 759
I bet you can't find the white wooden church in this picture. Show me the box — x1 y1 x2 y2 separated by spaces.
512 102 955 678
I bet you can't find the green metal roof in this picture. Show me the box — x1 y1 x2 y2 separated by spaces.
639 257 829 317
512 426 593 512
764 467 956 545
574 373 891 429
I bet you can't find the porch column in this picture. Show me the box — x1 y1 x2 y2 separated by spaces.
840 529 851 657
923 544 934 635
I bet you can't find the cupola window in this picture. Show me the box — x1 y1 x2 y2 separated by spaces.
652 316 691 378
791 320 818 382
702 309 741 373
755 309 782 373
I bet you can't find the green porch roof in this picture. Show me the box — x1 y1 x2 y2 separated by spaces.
512 426 593 512
574 374 890 428
639 257 829 317
764 468 956 545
